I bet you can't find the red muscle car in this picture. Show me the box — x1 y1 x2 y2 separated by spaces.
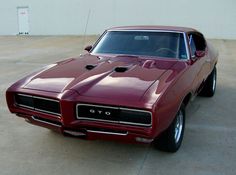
6 26 218 152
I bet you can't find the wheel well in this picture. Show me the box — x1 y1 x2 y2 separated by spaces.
182 93 192 106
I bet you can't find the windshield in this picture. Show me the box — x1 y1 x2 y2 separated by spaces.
92 31 187 59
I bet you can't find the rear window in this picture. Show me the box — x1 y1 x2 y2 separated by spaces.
92 31 187 59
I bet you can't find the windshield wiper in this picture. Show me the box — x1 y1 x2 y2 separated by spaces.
115 54 141 58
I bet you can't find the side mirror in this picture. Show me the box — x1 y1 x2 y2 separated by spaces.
195 50 205 58
84 45 92 52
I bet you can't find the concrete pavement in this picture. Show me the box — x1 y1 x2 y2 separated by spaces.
0 36 235 175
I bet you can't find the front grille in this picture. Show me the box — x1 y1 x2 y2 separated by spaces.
15 94 61 116
77 104 152 127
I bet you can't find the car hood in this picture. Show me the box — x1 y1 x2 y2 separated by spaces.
23 54 178 101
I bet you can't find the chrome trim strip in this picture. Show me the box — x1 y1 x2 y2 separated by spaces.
120 121 151 127
108 29 184 33
183 33 190 60
77 103 119 110
16 94 61 116
31 116 61 127
76 103 152 127
17 104 34 110
64 130 86 136
33 95 60 103
34 108 61 116
86 129 128 136
17 93 33 98
119 107 152 114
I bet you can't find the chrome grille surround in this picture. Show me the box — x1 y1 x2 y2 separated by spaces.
76 103 152 127
15 93 61 116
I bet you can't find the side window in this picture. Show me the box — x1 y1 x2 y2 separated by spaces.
188 33 206 57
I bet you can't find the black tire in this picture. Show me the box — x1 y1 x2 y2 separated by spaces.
154 105 185 153
199 66 217 97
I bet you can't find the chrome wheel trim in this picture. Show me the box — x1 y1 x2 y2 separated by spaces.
174 110 184 144
212 70 216 92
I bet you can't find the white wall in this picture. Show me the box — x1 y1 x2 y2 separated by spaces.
0 0 235 39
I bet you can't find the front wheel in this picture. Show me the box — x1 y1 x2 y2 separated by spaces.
199 66 217 97
154 105 185 153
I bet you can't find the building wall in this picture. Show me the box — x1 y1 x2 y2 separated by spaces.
0 0 235 39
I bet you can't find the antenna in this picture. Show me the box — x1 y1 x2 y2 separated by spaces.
83 9 91 48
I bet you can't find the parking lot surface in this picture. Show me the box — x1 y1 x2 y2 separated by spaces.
0 36 235 175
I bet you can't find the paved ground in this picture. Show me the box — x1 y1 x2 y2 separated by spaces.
0 36 235 175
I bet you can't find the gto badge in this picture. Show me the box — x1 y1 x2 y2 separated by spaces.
89 109 111 116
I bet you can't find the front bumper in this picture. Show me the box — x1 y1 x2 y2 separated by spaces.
20 114 154 144
6 90 157 144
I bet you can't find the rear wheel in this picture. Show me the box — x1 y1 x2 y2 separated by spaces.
199 66 217 97
154 105 185 153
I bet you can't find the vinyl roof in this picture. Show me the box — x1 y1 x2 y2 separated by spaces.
108 25 197 33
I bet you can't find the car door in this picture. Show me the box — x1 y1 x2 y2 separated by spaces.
188 32 210 94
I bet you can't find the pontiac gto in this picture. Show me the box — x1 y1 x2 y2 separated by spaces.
6 26 218 152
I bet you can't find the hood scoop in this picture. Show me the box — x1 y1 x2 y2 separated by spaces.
85 64 97 70
114 66 130 73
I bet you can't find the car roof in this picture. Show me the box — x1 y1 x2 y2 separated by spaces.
108 25 197 33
